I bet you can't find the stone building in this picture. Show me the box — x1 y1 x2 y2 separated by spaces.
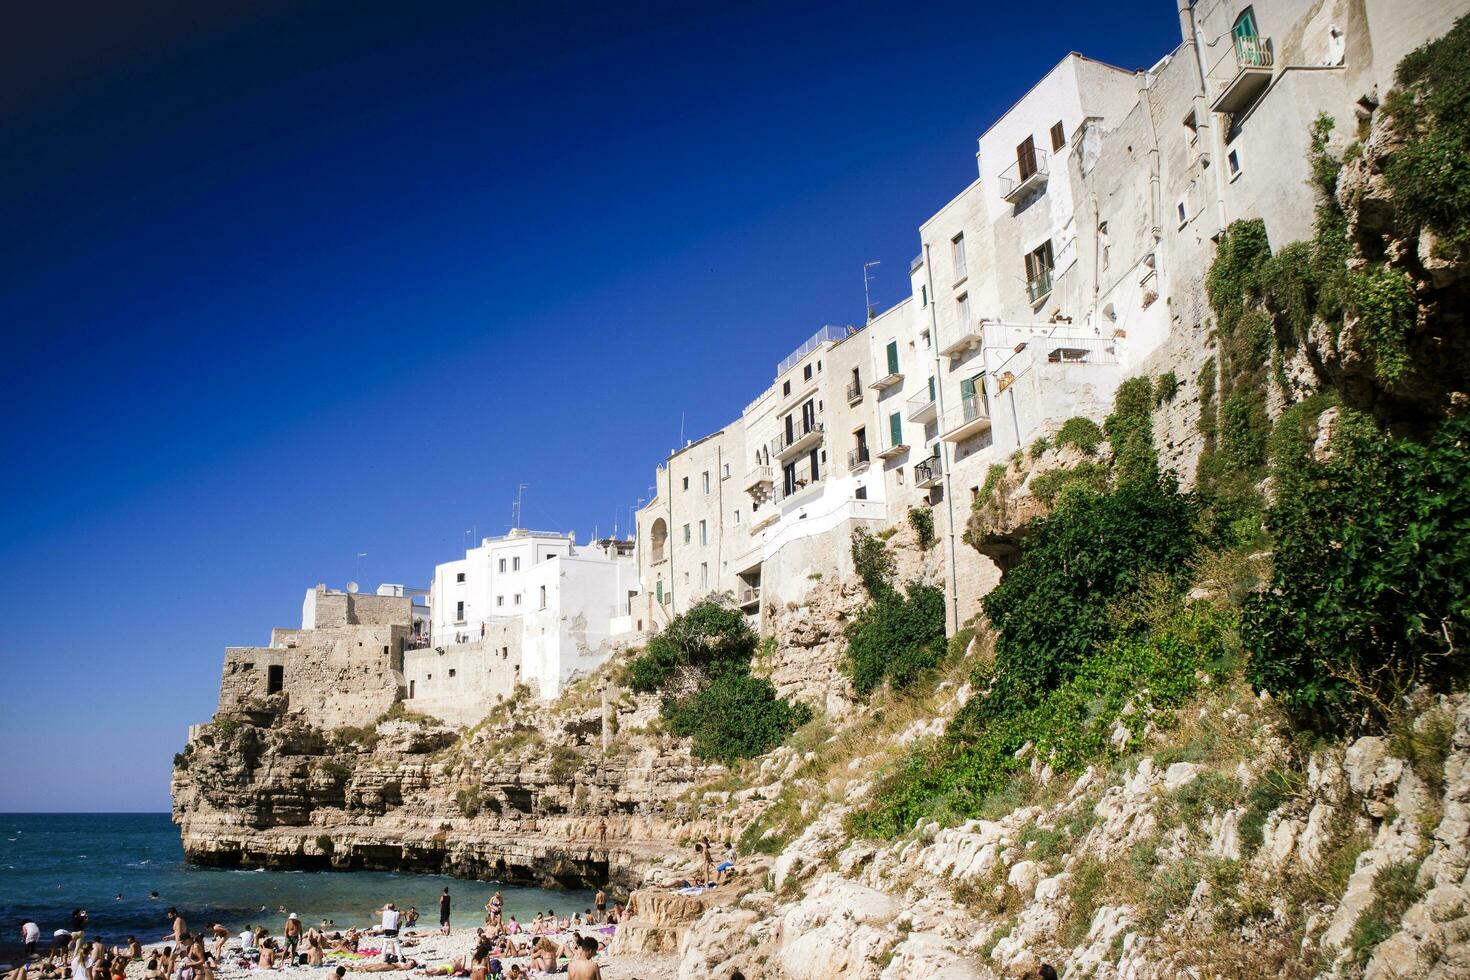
216 584 414 731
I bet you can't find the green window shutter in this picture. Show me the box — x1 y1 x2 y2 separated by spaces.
886 341 899 375
1233 8 1257 40
959 376 975 400
928 376 936 400
656 580 663 602
889 412 903 447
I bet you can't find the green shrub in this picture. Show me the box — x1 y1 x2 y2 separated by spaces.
1153 371 1179 406
1348 263 1418 383
1028 462 1110 505
1029 436 1050 459
664 673 811 763
214 718 240 738
633 597 808 762
1265 391 1339 480
455 787 482 818
316 760 352 782
1349 861 1426 964
851 527 895 593
547 746 583 782
1383 15 1470 259
907 506 936 550
1106 377 1158 487
1243 414 1470 729
844 582 947 697
1056 416 1104 455
1196 359 1218 441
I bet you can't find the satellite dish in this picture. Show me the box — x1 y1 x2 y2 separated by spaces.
346 581 359 594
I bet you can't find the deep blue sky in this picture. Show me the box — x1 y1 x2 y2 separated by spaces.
0 1 1179 811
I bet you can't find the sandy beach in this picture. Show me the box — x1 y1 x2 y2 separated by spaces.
110 925 676 980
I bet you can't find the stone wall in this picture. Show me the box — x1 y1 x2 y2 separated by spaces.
403 627 522 728
218 624 407 731
306 587 412 629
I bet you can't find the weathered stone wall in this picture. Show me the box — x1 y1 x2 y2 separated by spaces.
218 625 407 731
307 587 412 629
403 628 522 728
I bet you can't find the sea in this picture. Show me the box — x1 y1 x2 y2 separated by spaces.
0 814 595 963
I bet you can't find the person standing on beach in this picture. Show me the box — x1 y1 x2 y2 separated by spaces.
439 888 451 936
164 910 187 946
378 903 401 962
283 913 302 963
593 890 606 924
20 920 39 959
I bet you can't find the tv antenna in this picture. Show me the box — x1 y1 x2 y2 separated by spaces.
511 483 529 530
864 260 881 322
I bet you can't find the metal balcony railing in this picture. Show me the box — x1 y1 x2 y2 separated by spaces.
845 379 863 403
999 148 1049 202
770 418 825 458
848 445 870 470
905 386 936 422
776 325 847 376
1210 35 1274 114
915 453 942 488
1027 268 1054 305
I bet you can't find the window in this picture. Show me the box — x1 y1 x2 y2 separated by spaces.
920 284 928 307
1227 148 1242 179
722 462 731 478
655 580 663 602
1099 220 1111 270
885 340 899 376
855 485 867 500
267 665 284 695
733 509 741 525
782 380 791 396
1016 134 1038 181
455 572 465 583
1050 120 1066 152
817 359 822 372
497 596 504 607
683 523 691 544
514 593 521 606
803 363 813 381
512 556 520 571
1177 199 1188 227
409 680 415 698
951 233 967 281
539 585 546 609
959 372 987 414
702 471 710 493
698 520 707 545
957 292 970 325
448 669 457 678
1024 241 1055 302
455 601 465 622
1183 109 1199 142
498 558 506 572
700 562 709 588
889 411 903 448
682 476 689 490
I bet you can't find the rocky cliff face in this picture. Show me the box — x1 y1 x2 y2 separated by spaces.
171 680 727 890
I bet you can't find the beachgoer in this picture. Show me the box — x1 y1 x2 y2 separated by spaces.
439 888 451 936
597 818 606 845
566 935 601 980
237 926 254 953
21 920 40 958
379 903 402 962
126 939 142 960
594 889 606 923
305 932 324 967
353 962 419 974
164 910 187 945
283 913 302 962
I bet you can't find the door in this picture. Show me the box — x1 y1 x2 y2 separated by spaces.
784 461 797 496
785 413 795 446
801 399 816 434
889 412 903 448
1232 8 1263 64
808 448 820 483
886 341 899 376
1017 135 1038 181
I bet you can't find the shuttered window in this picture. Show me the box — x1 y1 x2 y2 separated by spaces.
889 412 903 448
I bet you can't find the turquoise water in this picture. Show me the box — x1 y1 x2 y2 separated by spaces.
0 814 594 955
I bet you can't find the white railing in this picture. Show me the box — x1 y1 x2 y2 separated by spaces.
999 148 1049 200
905 387 935 417
776 325 848 376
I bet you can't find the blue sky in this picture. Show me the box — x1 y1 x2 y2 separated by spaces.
0 1 1180 811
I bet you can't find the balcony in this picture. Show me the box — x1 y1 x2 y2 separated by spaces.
738 585 761 610
744 465 773 493
939 320 984 359
1000 149 1049 203
771 419 825 461
869 370 903 391
774 460 819 502
845 379 863 405
876 439 909 460
941 393 992 443
915 453 942 489
1027 268 1053 306
848 445 871 473
1210 36 1274 115
906 386 937 423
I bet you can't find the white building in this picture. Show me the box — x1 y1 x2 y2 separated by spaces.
405 530 638 722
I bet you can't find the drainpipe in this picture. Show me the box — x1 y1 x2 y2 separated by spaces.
923 241 962 634
1180 0 1228 236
